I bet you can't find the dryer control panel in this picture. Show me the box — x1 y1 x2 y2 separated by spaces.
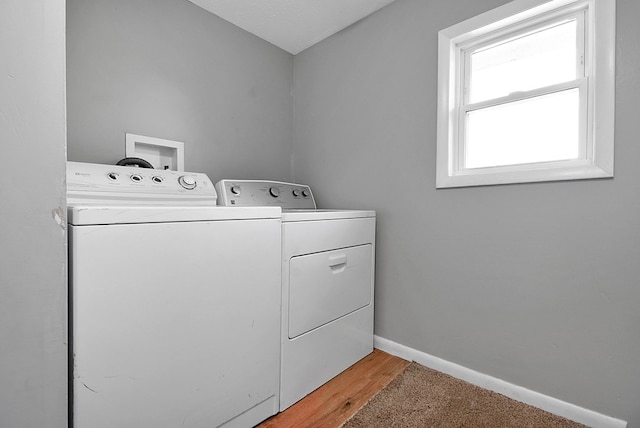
215 180 316 209
67 161 217 206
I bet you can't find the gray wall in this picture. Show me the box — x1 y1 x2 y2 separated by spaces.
293 0 640 425
67 0 294 182
0 1 68 427
6 0 637 426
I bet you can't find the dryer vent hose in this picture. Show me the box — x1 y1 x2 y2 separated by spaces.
116 157 154 169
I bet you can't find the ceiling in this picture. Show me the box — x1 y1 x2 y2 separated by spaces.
187 0 399 55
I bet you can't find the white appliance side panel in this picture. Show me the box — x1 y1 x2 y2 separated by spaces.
288 244 372 338
69 219 281 428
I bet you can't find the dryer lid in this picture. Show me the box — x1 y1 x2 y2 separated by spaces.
281 209 375 222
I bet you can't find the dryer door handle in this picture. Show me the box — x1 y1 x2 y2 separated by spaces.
328 254 347 269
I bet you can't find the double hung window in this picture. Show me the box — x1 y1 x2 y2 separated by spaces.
436 0 615 188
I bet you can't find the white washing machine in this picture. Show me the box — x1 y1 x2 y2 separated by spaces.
67 162 282 428
215 180 376 411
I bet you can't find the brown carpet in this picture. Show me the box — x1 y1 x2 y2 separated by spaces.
342 363 584 428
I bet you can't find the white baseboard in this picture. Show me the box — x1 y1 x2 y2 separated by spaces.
374 335 627 428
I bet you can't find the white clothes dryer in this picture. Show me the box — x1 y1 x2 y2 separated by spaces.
67 163 282 428
215 180 376 411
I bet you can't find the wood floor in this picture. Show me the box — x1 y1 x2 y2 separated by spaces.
258 349 410 428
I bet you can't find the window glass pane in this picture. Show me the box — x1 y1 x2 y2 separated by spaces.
465 88 580 169
469 20 577 103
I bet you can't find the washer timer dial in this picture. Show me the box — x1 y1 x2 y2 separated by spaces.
178 175 197 190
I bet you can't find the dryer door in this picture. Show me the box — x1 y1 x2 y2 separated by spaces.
288 244 373 339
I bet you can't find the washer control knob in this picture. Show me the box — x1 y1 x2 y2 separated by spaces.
107 172 119 181
130 174 143 183
178 175 197 190
152 176 164 184
269 186 280 197
230 185 241 195
292 189 301 197
302 189 310 197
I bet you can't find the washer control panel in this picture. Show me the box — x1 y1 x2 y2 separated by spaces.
215 180 316 209
67 161 217 206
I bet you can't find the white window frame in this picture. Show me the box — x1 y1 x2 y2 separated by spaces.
436 0 616 188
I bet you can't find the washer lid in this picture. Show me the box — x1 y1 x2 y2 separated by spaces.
281 209 375 222
68 205 281 226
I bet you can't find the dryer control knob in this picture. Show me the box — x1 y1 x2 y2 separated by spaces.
269 186 280 197
292 189 301 197
178 175 197 190
302 189 310 197
230 185 241 195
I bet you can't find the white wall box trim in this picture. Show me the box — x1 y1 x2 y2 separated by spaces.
125 133 185 171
